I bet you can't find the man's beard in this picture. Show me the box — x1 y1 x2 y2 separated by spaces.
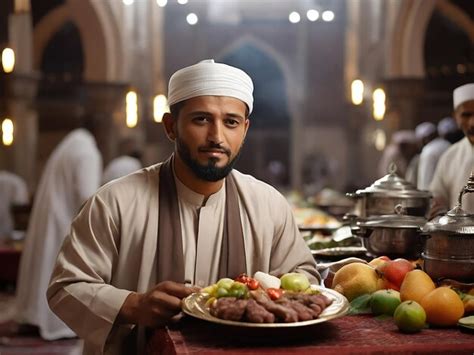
176 137 242 182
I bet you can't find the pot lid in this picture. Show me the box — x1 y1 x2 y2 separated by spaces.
353 164 432 198
357 205 427 229
423 172 474 235
423 205 474 234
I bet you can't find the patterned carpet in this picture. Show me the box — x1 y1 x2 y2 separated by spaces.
0 291 83 354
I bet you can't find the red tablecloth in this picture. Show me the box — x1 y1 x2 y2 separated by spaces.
147 314 474 355
0 247 21 283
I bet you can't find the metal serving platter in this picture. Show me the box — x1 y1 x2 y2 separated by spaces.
182 285 349 328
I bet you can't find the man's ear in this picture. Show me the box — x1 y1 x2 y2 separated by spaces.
162 113 176 141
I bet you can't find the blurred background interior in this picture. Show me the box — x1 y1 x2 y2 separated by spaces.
1 0 473 194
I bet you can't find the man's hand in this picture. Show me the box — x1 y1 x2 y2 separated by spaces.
117 281 200 327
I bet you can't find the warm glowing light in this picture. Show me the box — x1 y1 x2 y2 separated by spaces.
123 0 134 5
186 13 198 25
153 94 169 123
2 118 14 146
322 11 335 22
126 91 138 128
307 9 319 22
373 129 386 151
2 48 15 73
373 88 386 121
156 0 168 6
351 79 364 105
289 12 301 23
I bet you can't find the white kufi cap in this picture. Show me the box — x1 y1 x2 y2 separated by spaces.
453 83 474 109
415 122 436 140
168 59 254 114
437 117 458 136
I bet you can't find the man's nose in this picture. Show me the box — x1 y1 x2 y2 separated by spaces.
208 121 224 144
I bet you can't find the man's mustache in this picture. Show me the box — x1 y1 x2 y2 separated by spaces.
198 144 231 157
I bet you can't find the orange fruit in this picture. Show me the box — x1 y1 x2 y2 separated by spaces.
420 287 465 326
400 270 436 303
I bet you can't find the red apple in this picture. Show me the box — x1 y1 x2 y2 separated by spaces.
376 258 414 291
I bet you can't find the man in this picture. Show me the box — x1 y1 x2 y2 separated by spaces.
15 115 103 340
417 117 457 190
405 122 436 187
377 130 417 178
0 170 29 240
102 152 142 184
429 83 474 215
47 60 319 354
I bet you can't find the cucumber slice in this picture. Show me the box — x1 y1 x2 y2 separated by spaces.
458 315 474 330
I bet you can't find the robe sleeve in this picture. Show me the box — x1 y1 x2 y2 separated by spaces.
47 193 133 353
267 192 321 283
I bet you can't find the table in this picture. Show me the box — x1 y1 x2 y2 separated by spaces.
147 314 474 354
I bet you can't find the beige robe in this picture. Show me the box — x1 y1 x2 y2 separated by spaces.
47 162 319 354
429 137 474 213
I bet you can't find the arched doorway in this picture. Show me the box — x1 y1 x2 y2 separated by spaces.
221 43 291 187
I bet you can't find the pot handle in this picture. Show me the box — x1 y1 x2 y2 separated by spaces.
457 171 474 208
394 204 406 215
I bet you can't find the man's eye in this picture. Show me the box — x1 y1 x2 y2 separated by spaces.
225 119 239 127
193 117 208 123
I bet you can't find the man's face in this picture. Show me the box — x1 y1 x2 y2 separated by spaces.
172 96 249 181
454 100 474 144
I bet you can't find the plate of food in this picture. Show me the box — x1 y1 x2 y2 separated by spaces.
182 272 349 328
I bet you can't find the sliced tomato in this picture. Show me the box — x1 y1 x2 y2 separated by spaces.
266 288 283 300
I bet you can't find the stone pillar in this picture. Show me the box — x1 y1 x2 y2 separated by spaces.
5 9 40 191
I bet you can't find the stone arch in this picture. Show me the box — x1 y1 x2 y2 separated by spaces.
216 35 298 116
386 0 437 77
33 0 123 81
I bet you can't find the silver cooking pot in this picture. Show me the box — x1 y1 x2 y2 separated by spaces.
346 164 432 218
356 205 427 259
422 173 474 282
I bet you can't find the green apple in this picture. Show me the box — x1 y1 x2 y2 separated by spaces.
370 289 401 316
394 300 426 333
280 273 310 292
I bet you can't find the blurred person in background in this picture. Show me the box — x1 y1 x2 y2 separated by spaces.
0 171 29 241
377 130 418 178
417 117 457 190
430 84 474 216
14 114 103 340
405 122 437 187
46 60 319 354
102 148 143 184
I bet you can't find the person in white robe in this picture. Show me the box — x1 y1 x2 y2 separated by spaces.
429 84 474 215
15 116 102 341
417 117 457 190
405 122 436 187
0 171 29 240
47 59 320 355
102 155 142 184
377 130 418 178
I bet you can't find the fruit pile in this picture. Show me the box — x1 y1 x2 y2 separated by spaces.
331 256 473 333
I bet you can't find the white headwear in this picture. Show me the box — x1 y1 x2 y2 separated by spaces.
437 116 458 137
168 59 254 114
453 83 474 109
415 122 436 140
